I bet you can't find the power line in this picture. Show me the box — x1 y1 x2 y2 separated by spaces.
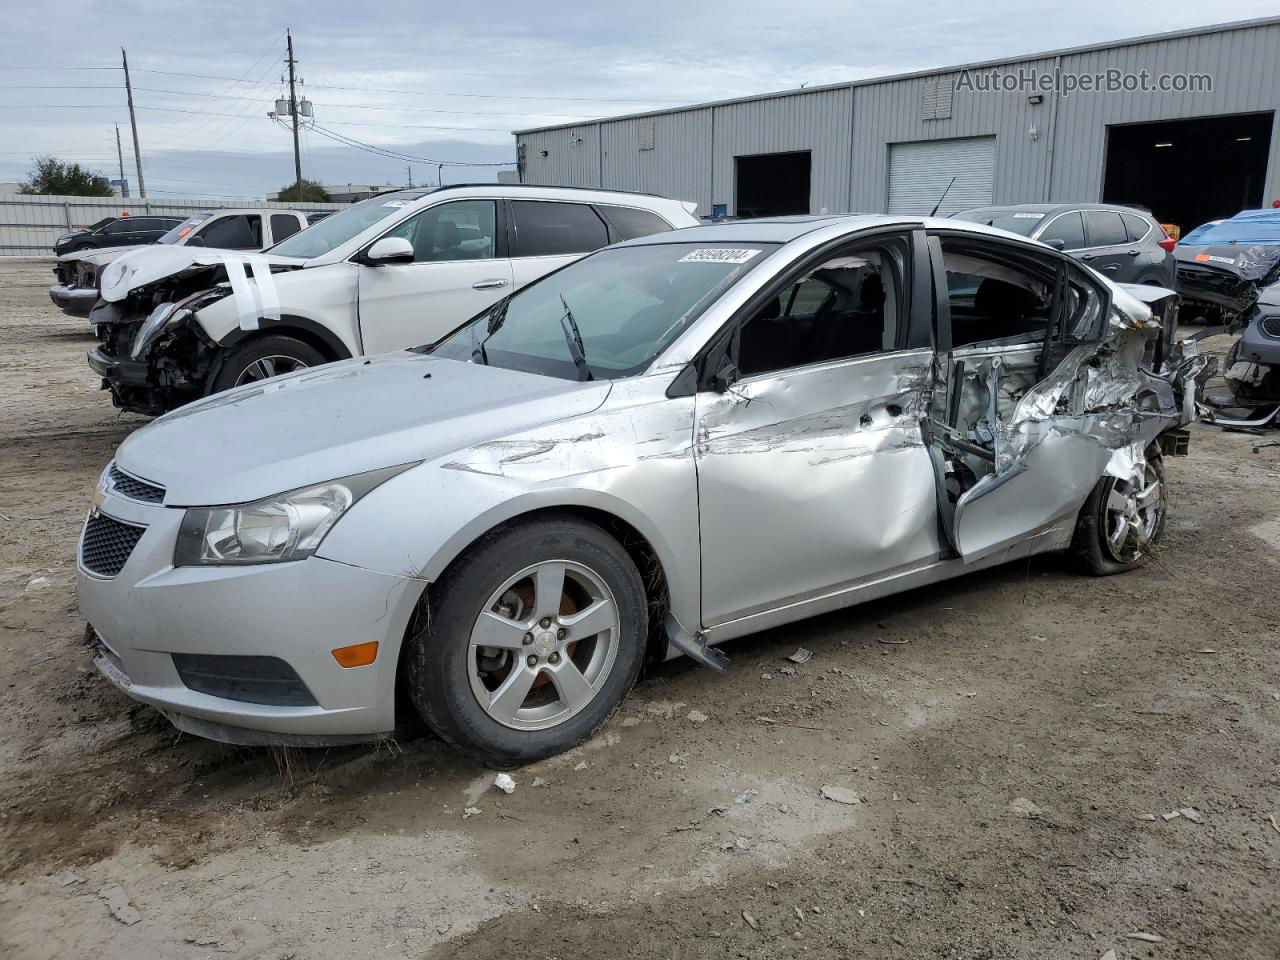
127 66 690 104
308 124 513 166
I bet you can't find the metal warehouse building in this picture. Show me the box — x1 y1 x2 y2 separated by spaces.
514 16 1280 236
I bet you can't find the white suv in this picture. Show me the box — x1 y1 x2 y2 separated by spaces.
85 185 698 414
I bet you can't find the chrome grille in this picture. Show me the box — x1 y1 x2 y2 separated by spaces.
80 513 145 578
1261 315 1280 339
108 464 165 503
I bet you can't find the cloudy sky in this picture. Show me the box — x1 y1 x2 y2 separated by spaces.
1 1 1274 199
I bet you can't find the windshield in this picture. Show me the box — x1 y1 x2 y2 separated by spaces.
158 214 209 245
433 241 779 380
267 190 429 258
1181 214 1280 246
951 209 1044 237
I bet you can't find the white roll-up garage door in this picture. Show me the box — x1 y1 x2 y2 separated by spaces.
887 136 996 216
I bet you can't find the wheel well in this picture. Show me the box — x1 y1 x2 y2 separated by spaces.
409 505 673 662
260 324 344 363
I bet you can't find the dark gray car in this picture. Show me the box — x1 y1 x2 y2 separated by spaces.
52 215 185 255
952 203 1176 287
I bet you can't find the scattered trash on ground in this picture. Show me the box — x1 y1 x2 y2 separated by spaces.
760 672 774 680
821 785 860 805
878 637 909 645
1161 810 1182 821
1269 814 1280 834
668 753 687 765
531 776 546 787
1178 807 1204 823
1127 931 1164 943
687 709 708 725
24 576 50 592
1137 813 1157 821
462 806 482 819
1099 950 1117 960
54 871 83 887
787 647 812 664
573 761 587 771
99 885 141 926
742 910 760 931
735 788 759 805
1008 797 1044 818
493 773 516 794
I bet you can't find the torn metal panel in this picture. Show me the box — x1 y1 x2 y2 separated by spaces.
694 349 942 626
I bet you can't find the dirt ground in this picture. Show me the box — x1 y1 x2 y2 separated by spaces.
0 258 1276 960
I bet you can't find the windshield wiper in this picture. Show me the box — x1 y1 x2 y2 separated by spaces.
559 294 593 382
471 295 512 366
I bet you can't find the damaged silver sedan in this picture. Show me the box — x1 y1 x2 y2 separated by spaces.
77 216 1208 765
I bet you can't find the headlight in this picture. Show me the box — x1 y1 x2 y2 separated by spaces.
131 302 180 359
174 463 417 566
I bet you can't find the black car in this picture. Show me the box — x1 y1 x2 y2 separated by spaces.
51 215 185 255
951 203 1176 287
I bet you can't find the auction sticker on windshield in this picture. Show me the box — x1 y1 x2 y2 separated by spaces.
679 248 762 264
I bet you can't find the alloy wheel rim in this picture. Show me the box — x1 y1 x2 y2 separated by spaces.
234 355 308 386
467 560 619 731
1102 462 1163 563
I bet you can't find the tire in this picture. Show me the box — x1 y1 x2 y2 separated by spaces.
406 516 648 766
1070 453 1166 576
207 334 325 394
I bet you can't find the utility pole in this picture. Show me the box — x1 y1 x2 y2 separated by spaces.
406 164 413 188
114 124 128 198
438 162 444 187
121 48 146 198
286 30 303 190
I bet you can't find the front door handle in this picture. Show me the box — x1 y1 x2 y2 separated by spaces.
472 278 509 290
1126 249 1140 256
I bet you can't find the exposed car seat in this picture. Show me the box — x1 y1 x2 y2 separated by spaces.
738 297 794 375
957 278 1043 343
812 273 886 362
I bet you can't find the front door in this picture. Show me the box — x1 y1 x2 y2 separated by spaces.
694 233 942 627
925 232 1113 562
358 198 513 354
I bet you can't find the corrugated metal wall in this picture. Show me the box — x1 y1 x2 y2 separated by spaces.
0 194 345 256
517 20 1280 219
1049 22 1280 200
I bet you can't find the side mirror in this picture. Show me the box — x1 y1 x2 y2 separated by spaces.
1044 238 1066 250
185 235 206 247
713 358 741 393
363 237 415 265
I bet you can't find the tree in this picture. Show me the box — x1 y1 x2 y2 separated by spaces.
19 156 113 197
276 179 329 203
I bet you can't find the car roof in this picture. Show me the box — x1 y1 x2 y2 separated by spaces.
954 202 1153 218
612 212 1032 247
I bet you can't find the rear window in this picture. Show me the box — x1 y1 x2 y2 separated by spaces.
598 204 674 241
1085 211 1127 247
1122 213 1152 243
511 200 609 257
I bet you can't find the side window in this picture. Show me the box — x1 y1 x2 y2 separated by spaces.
1038 212 1085 251
128 218 154 232
197 214 262 250
736 240 906 377
942 244 1053 348
511 200 609 257
271 214 301 242
598 205 673 241
104 220 133 235
1121 213 1151 244
382 199 496 263
1085 211 1127 248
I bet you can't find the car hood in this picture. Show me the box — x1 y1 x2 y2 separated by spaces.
98 246 306 302
114 353 610 505
59 246 142 267
1174 242 1280 315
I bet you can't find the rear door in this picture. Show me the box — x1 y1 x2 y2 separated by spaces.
925 231 1113 562
100 218 140 248
508 200 612 289
1080 210 1132 279
357 198 513 353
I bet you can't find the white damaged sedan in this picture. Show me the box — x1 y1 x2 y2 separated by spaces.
77 215 1207 764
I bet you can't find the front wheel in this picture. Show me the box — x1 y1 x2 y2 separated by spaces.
406 517 648 766
1071 453 1166 575
208 334 324 394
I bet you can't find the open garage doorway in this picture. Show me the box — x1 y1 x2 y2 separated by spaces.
735 151 811 218
1102 112 1273 236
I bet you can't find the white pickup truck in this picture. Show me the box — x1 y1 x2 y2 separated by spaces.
49 208 317 317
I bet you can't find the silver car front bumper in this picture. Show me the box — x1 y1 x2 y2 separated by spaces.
75 486 425 744
49 283 99 317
